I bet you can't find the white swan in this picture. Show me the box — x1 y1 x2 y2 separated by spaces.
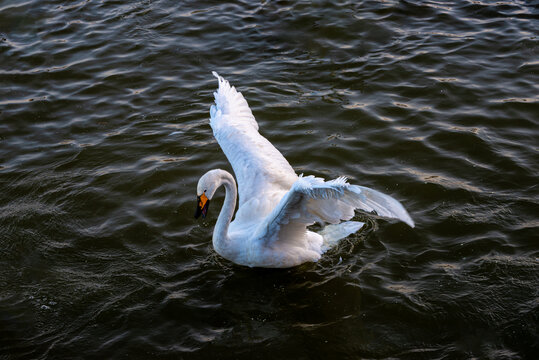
195 72 414 268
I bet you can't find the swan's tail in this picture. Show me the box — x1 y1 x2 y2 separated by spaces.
320 221 365 251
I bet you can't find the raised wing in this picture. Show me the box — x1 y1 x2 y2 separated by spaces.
257 175 414 246
210 72 298 206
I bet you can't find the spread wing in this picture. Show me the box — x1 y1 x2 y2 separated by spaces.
210 72 298 206
257 175 414 247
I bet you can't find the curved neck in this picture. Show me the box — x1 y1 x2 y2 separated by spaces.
212 170 237 250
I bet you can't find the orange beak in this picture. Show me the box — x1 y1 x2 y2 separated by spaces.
195 192 210 219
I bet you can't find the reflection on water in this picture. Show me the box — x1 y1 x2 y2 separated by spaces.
1 0 537 358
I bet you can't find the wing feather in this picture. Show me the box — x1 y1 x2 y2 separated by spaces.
258 175 414 247
210 72 298 206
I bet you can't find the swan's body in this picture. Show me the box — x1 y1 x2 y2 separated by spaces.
195 72 414 268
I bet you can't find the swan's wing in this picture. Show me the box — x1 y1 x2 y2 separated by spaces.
258 175 414 246
210 72 298 206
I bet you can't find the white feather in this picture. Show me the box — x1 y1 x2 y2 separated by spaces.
196 73 414 268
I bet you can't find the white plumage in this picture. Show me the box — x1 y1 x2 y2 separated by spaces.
195 72 414 268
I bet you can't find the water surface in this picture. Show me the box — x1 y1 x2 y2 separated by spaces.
1 0 538 358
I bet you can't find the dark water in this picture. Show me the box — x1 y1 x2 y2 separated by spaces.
1 0 538 358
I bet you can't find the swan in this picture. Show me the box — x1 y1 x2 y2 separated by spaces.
195 72 414 268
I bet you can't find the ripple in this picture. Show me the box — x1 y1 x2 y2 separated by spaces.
1 0 538 358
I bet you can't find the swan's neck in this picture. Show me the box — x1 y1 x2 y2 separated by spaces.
212 171 237 251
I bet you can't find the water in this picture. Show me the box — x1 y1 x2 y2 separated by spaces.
1 0 537 358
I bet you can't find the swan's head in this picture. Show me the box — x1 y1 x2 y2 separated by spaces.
194 169 222 219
